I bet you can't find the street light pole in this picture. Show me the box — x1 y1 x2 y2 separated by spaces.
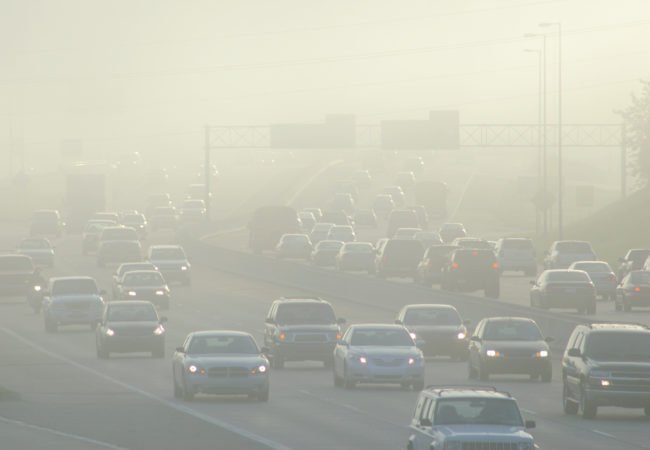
541 22 563 239
524 48 543 236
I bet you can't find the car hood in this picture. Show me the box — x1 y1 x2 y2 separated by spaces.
185 354 266 367
434 425 532 441
107 321 160 330
408 325 463 334
590 361 650 371
278 324 340 333
349 346 419 356
50 294 103 302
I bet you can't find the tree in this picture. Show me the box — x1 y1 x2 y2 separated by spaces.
618 80 650 190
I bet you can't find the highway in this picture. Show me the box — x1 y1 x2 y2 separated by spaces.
1 154 649 450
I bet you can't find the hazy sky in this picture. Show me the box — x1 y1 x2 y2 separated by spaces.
2 0 649 164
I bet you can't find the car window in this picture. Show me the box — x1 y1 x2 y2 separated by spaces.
629 271 650 284
350 329 413 346
150 248 186 259
571 262 611 272
107 304 157 322
556 242 592 253
483 321 543 341
546 271 590 282
0 256 34 271
52 279 98 295
123 272 164 286
434 399 523 427
188 335 258 355
404 308 461 326
585 332 650 361
501 239 534 249
419 397 433 424
19 239 50 249
275 303 336 325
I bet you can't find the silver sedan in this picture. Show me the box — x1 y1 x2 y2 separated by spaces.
333 324 424 390
172 331 270 402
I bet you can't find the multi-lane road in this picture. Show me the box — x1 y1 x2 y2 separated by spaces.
1 154 648 450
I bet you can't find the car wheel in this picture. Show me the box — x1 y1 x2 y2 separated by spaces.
343 364 356 389
333 368 343 388
467 362 476 380
587 302 596 315
580 385 597 419
484 283 500 299
478 363 489 381
271 356 284 370
614 298 622 311
182 378 194 402
323 357 334 369
563 383 578 415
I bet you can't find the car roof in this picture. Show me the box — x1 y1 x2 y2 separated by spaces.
50 276 96 282
404 304 457 310
483 316 536 323
123 270 162 276
543 269 587 274
274 297 328 304
189 330 254 338
585 323 650 332
349 324 405 330
149 244 183 250
424 386 513 399
107 300 156 308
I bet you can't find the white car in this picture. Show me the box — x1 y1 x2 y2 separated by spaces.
147 245 191 286
543 240 596 269
172 331 270 402
16 237 55 268
333 324 424 390
494 237 537 276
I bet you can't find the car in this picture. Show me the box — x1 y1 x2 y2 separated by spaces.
42 276 105 332
395 171 416 189
409 205 429 230
82 220 117 254
0 254 44 311
310 240 344 267
407 386 536 450
562 322 650 419
644 257 650 271
353 209 377 228
617 249 650 280
97 240 142 268
468 317 552 382
92 212 120 224
320 210 352 226
309 222 335 245
530 269 597 314
615 270 650 311
149 206 178 231
98 226 140 244
375 239 424 280
333 324 424 390
450 237 493 250
275 233 313 259
441 248 500 298
264 297 345 369
393 227 422 240
302 207 323 222
352 169 372 188
298 211 317 232
569 261 617 301
16 237 54 268
336 242 375 273
179 199 207 223
415 245 457 285
120 213 148 239
543 240 597 269
147 245 191 285
326 225 356 243
29 209 64 237
494 237 537 276
96 301 167 359
328 193 356 213
372 194 395 220
413 231 441 248
387 209 420 238
172 331 270 402
396 304 470 359
439 223 467 243
111 262 159 298
114 270 170 309
382 185 406 207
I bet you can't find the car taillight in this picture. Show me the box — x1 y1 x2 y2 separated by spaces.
451 262 459 269
634 286 641 293
491 262 499 270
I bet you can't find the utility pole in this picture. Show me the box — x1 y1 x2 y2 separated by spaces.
524 48 543 236
204 125 211 222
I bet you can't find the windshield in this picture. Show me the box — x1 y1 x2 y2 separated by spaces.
546 271 590 282
150 248 186 260
118 264 156 277
572 262 611 273
0 256 33 271
350 329 413 346
101 228 138 241
586 332 650 361
483 321 543 341
316 241 343 250
282 235 309 243
404 308 461 326
123 272 165 286
52 279 98 295
122 215 144 224
434 399 523 427
188 335 258 355
276 303 336 325
107 304 157 322
629 271 650 284
556 241 592 253
501 239 533 249
628 250 650 264
343 243 373 253
19 239 50 250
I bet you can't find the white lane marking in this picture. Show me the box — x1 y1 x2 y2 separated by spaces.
1 327 293 450
591 429 617 439
0 415 130 450
520 408 537 415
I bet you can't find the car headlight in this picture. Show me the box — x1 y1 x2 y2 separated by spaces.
535 350 549 358
33 285 42 292
106 328 115 337
409 332 417 340
155 290 165 296
277 332 286 342
127 291 137 297
187 364 205 375
251 365 268 375
180 266 188 271
153 325 165 335
457 332 466 340
486 350 501 357
359 356 368 365
408 357 418 365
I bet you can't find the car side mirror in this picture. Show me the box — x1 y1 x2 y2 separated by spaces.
567 348 581 357
525 420 536 429
159 316 168 323
175 346 184 353
394 319 403 325
544 337 554 343
337 318 347 325
470 336 481 342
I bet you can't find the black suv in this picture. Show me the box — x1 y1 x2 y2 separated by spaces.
263 297 345 369
0 254 45 312
562 323 650 419
441 249 500 298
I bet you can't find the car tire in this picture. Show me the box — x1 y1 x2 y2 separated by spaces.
343 364 355 389
467 362 476 380
580 385 597 419
563 383 579 415
587 302 596 315
182 379 194 402
173 375 182 399
614 299 622 311
333 369 343 388
44 316 57 333
478 363 490 381
323 357 334 369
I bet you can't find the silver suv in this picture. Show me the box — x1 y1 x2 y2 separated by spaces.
407 386 537 450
